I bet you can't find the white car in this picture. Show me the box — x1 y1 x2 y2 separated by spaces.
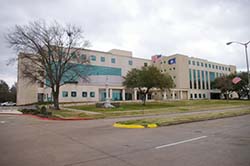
1 102 16 106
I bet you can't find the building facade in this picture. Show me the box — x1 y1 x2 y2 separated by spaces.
153 54 236 100
17 48 151 105
17 49 236 105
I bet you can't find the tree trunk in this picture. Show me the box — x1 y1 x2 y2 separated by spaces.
237 93 241 99
52 85 60 110
142 93 146 106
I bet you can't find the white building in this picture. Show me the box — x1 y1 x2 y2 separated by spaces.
17 48 236 105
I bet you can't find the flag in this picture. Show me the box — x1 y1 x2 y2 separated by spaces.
232 76 241 84
151 55 162 63
168 58 176 65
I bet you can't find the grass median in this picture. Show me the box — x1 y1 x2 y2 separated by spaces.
65 100 250 118
116 109 250 127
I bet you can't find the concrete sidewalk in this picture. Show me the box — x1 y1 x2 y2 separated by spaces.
60 107 102 115
0 107 22 114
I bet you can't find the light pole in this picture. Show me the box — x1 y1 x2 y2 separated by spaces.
227 41 250 99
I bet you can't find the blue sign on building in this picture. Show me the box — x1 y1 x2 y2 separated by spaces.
168 58 176 65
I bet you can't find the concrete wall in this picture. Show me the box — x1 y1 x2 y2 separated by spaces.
17 54 38 105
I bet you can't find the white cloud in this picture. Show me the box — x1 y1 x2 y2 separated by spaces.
0 0 249 86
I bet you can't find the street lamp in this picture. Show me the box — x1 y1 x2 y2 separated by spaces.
227 40 250 99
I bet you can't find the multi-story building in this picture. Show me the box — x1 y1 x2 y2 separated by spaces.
153 54 236 100
17 49 236 105
17 48 151 105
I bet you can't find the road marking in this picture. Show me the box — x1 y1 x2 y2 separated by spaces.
155 136 207 149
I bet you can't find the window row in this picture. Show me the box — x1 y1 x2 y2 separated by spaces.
189 69 226 90
161 67 175 72
190 93 206 99
62 91 95 98
90 55 134 66
188 60 230 71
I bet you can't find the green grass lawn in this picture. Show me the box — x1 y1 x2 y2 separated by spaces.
68 100 250 112
64 100 250 118
116 109 250 127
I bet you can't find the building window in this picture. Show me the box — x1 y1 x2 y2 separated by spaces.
193 69 197 89
192 61 195 65
197 61 200 66
91 55 96 61
205 63 207 68
190 94 193 99
189 69 192 89
111 58 116 64
194 94 197 98
128 60 133 65
199 94 202 98
82 92 87 97
201 71 205 89
80 54 87 62
197 70 201 89
225 67 227 71
164 61 166 64
201 62 204 67
209 64 211 68
188 60 191 65
173 67 175 70
203 94 206 98
229 68 231 71
206 71 209 89
222 66 224 70
90 91 95 97
219 66 221 70
101 57 105 62
212 65 214 69
144 63 148 67
62 91 68 97
216 65 218 69
71 52 77 59
71 91 77 97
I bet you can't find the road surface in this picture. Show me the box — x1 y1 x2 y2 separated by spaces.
0 113 250 166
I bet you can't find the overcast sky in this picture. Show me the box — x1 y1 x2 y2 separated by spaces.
0 0 249 86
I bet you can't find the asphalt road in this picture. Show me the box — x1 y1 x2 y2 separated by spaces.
0 114 250 166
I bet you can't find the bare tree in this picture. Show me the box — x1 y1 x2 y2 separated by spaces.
6 20 90 109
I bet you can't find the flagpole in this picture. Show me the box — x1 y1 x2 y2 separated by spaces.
227 41 250 99
244 44 250 99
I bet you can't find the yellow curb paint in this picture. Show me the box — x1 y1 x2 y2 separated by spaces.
147 124 158 128
113 123 145 129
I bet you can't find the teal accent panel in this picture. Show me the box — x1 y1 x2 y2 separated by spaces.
201 71 205 81
209 72 215 81
112 90 121 101
46 64 122 84
100 91 106 101
86 65 121 76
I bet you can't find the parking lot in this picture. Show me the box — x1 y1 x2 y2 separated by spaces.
0 113 250 166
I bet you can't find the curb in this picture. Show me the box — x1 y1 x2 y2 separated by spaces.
0 113 23 115
113 123 158 129
0 113 94 121
23 114 94 121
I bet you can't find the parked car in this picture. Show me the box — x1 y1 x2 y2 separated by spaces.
1 102 16 106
